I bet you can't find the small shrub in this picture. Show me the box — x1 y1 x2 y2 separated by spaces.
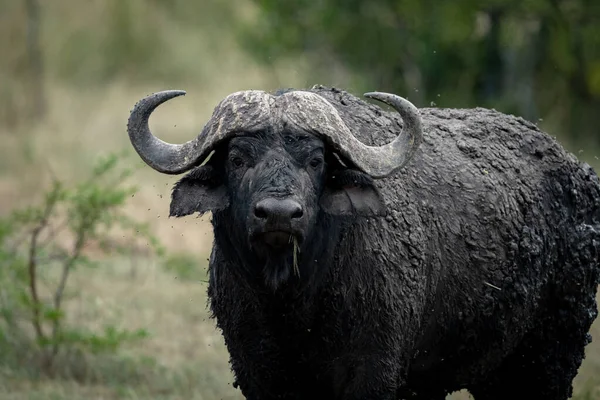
0 152 162 376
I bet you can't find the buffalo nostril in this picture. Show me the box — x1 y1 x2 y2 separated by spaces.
254 205 268 219
291 208 303 219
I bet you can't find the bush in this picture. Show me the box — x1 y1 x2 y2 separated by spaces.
0 152 162 376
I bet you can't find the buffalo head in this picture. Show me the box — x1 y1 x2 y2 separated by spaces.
127 88 422 289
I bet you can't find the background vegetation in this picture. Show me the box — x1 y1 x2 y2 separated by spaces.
0 0 598 399
244 0 600 147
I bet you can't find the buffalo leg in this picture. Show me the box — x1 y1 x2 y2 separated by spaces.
330 354 403 400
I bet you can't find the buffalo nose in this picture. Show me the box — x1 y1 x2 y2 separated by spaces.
254 198 303 222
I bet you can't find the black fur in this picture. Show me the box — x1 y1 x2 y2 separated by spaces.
169 86 600 400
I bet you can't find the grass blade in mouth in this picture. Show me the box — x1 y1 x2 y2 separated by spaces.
292 236 300 278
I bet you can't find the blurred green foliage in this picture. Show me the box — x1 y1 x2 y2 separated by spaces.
0 0 239 127
162 252 209 282
241 0 600 145
0 153 159 376
2 0 598 149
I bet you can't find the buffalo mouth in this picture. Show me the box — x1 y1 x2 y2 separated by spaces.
252 230 303 252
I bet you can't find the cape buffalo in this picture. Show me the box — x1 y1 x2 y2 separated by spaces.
127 85 600 400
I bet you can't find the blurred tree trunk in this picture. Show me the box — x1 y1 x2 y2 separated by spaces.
481 9 504 103
25 0 45 120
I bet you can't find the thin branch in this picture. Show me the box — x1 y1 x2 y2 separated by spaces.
37 219 69 249
27 202 55 343
53 233 85 311
50 226 86 355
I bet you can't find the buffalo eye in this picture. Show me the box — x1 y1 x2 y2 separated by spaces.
308 157 323 169
230 156 244 168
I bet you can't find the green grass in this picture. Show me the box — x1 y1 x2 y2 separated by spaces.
0 256 242 400
0 253 597 400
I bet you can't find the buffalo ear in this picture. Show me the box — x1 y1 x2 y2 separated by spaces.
169 165 229 217
320 169 386 216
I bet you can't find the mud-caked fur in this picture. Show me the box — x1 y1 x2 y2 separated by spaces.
169 85 600 400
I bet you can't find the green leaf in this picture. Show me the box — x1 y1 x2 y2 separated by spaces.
42 307 64 322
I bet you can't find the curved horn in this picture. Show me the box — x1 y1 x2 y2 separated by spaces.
127 90 273 175
360 92 423 177
282 91 423 178
127 90 202 174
